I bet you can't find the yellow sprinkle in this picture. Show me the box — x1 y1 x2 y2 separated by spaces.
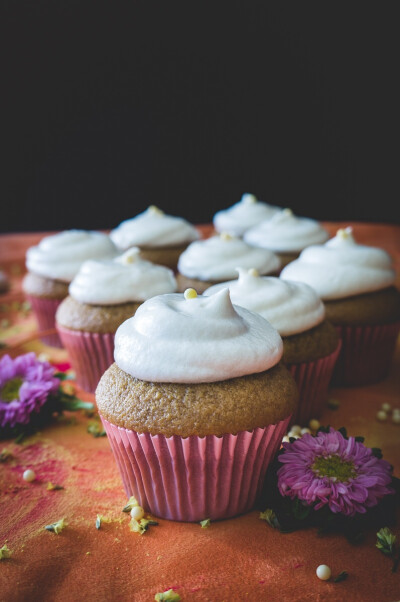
242 193 257 204
282 208 293 216
337 227 352 239
184 288 198 300
220 232 232 241
248 268 259 277
148 205 164 215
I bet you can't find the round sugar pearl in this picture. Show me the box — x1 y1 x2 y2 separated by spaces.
316 564 331 580
376 410 388 421
309 419 320 431
301 428 311 435
290 425 302 435
381 403 391 412
23 469 36 482
282 436 290 443
392 414 400 424
130 505 145 521
184 288 197 300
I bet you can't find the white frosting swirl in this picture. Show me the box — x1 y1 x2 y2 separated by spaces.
114 288 283 383
26 230 117 282
69 248 177 305
213 193 280 236
244 208 329 252
281 227 396 300
204 269 325 336
110 206 199 249
177 234 281 281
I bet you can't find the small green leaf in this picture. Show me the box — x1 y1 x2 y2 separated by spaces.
259 509 280 529
0 544 12 560
376 527 396 556
200 518 211 529
154 589 181 601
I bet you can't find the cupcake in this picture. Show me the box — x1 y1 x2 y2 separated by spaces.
244 208 329 268
22 230 117 347
110 205 199 270
213 193 280 237
56 248 177 393
281 227 400 386
204 269 340 425
176 232 281 293
96 288 298 522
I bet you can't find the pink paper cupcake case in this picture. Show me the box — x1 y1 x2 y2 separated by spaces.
101 415 292 522
57 325 115 393
332 322 400 386
26 294 64 348
287 341 341 426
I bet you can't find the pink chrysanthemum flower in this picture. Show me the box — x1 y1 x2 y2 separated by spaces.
277 428 394 517
0 353 60 428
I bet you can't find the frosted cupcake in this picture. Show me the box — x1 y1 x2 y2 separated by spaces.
22 230 117 347
56 248 177 393
110 205 199 270
281 227 400 385
244 208 329 268
177 233 281 293
213 193 280 237
204 269 340 424
96 288 298 522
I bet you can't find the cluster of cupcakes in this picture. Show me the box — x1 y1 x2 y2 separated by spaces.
20 193 400 523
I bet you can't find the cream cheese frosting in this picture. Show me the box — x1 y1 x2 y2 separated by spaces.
177 233 281 281
69 248 177 305
110 206 199 250
244 208 329 252
26 230 117 282
280 227 396 300
213 193 280 236
204 268 325 336
114 288 283 383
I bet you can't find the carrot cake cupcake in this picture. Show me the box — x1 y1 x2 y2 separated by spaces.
56 248 177 392
96 288 298 521
204 269 340 424
281 227 400 385
22 230 117 347
110 205 199 270
176 232 281 293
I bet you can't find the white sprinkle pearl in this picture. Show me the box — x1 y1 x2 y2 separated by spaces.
130 505 145 521
309 419 320 431
301 428 311 435
381 403 391 412
288 431 299 440
316 565 331 581
23 469 36 482
184 288 198 300
282 436 290 443
376 410 388 421
392 414 400 424
393 408 400 415
290 425 302 436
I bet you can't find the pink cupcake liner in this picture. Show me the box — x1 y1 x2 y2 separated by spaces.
26 294 64 348
57 325 115 393
287 340 342 426
101 415 292 522
332 322 400 387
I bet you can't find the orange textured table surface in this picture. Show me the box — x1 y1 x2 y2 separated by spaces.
0 223 399 602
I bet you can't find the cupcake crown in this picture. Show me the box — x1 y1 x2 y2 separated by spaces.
68 249 177 306
177 234 281 281
281 228 396 300
26 230 117 283
244 208 329 252
114 288 283 383
204 268 325 336
213 193 279 236
110 206 199 250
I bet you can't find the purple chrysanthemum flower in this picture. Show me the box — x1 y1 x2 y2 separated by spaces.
0 353 60 428
277 428 394 517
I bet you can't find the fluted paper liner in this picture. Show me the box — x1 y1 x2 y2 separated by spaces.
26 295 64 348
332 322 400 386
57 325 115 393
287 340 341 425
101 415 291 522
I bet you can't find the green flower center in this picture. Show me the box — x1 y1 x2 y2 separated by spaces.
1 377 23 403
312 454 356 482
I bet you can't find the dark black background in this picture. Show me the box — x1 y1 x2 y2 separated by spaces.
2 1 400 233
